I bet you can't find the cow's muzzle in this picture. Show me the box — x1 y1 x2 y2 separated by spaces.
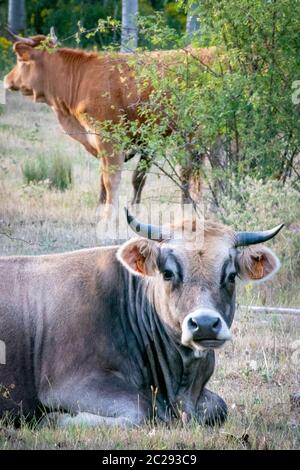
181 309 231 351
3 76 19 92
3 76 13 90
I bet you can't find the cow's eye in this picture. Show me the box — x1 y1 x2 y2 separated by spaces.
228 272 237 283
163 269 174 281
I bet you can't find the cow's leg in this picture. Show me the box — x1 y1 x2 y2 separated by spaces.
196 388 227 426
39 412 141 429
180 153 204 205
131 153 151 205
56 111 99 157
56 112 111 206
39 374 149 428
99 174 106 204
99 144 124 221
180 162 193 204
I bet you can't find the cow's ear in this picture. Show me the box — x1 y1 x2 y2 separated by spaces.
237 246 280 283
13 43 35 61
117 238 159 277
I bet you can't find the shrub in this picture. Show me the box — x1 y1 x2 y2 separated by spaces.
97 3 300 206
0 37 14 79
23 153 72 191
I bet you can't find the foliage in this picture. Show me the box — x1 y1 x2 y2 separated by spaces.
2 0 184 49
23 152 72 191
2 0 300 207
193 0 300 191
93 1 300 207
0 36 14 79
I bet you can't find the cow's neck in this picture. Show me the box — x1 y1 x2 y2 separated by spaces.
122 269 215 420
43 51 83 110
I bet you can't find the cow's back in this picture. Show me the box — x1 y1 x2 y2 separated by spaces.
0 247 123 418
73 53 143 124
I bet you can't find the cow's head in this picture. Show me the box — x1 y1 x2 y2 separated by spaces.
117 209 283 353
4 28 57 102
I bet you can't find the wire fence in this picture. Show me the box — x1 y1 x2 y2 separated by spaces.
239 305 300 316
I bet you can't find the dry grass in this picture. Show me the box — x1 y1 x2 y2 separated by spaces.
0 94 299 449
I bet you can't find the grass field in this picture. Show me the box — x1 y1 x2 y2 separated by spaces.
0 94 299 449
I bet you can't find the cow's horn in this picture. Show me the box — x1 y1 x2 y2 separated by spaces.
6 27 35 45
235 223 284 247
50 26 58 45
125 208 169 241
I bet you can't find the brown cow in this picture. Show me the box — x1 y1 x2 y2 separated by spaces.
4 30 214 220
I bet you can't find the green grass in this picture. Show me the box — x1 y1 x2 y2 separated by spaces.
23 152 73 191
0 93 299 449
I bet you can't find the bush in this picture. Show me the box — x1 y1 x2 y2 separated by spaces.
0 37 14 79
98 2 300 206
23 153 72 191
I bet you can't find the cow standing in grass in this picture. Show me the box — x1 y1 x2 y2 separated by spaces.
0 212 283 427
4 31 215 220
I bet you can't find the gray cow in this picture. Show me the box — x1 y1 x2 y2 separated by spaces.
0 212 283 427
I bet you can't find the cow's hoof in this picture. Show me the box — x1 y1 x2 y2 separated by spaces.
197 391 228 426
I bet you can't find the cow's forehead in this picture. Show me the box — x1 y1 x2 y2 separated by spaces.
162 234 234 274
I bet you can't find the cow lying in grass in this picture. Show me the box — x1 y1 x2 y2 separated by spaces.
0 211 283 427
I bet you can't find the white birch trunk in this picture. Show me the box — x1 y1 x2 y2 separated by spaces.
121 0 138 52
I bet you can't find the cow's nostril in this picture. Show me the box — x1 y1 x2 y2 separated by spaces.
212 318 221 332
188 317 199 331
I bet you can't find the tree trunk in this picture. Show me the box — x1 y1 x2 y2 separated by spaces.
186 2 200 43
8 0 26 34
121 0 138 52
